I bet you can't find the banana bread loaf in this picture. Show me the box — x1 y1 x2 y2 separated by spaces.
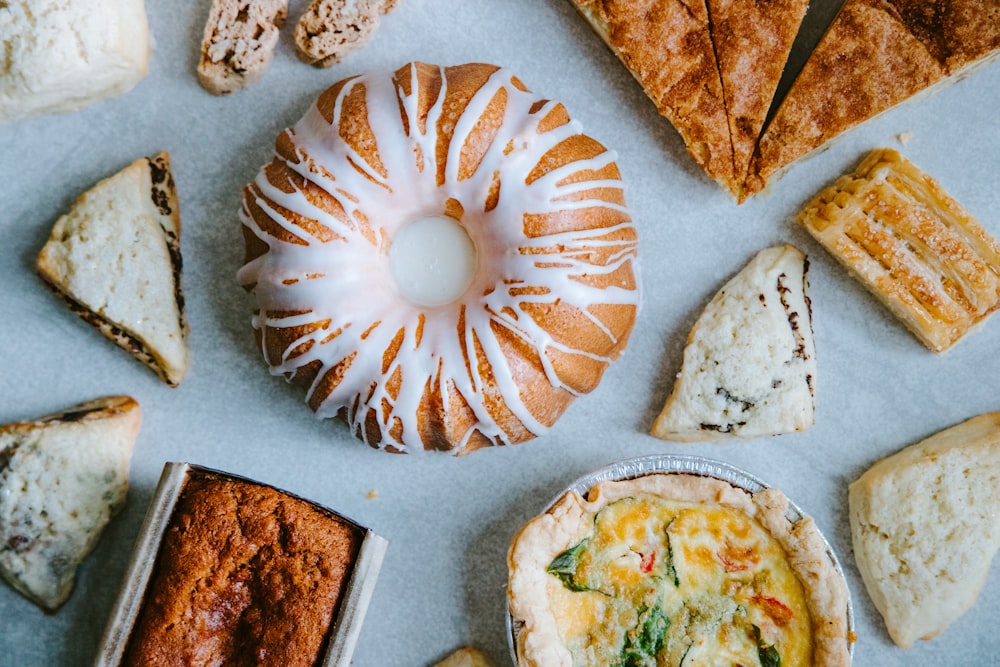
122 470 362 666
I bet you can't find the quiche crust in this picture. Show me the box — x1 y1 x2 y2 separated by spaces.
508 473 852 666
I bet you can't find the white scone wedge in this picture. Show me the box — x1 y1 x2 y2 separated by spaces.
197 0 289 95
0 396 140 611
433 646 492 667
849 412 1000 648
36 152 189 387
294 0 399 67
652 245 816 442
0 0 150 123
798 148 1000 352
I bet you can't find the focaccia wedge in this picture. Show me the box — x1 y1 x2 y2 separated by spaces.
569 0 735 194
797 148 1000 352
746 0 1000 198
652 245 816 442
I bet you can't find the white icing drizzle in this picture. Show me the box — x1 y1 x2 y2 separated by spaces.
239 63 639 453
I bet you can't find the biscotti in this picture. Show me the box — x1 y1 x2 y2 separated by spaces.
197 0 289 94
797 148 1000 352
294 0 399 67
37 152 190 386
0 0 150 123
849 412 1000 648
652 245 816 442
0 397 139 611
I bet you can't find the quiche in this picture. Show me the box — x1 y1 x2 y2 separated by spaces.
508 473 852 666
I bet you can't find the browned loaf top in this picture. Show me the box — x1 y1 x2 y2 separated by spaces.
122 472 362 666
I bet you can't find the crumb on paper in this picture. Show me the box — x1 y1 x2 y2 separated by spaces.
897 131 913 145
367 489 379 500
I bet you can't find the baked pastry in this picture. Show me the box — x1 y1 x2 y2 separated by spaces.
652 245 816 442
569 0 808 198
0 0 149 123
294 0 399 67
122 469 363 666
0 396 139 611
197 0 289 95
849 412 1000 649
508 473 852 666
37 152 190 386
746 0 1000 198
569 0 734 193
709 0 809 201
239 62 639 454
797 148 1000 352
434 646 492 667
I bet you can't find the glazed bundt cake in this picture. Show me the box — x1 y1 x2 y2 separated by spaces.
239 62 639 454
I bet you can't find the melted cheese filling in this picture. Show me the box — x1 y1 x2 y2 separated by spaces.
545 494 812 666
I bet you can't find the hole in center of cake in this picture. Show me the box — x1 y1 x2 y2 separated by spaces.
389 215 478 307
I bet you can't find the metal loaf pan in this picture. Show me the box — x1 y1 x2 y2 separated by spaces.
95 462 388 667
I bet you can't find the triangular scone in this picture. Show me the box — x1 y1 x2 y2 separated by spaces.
849 412 1000 648
37 152 189 386
0 396 140 611
434 647 492 667
651 245 815 442
707 0 809 202
569 0 735 194
745 0 1000 198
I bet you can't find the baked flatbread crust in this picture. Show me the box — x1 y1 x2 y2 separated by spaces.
797 148 1000 352
569 0 735 194
508 473 852 666
746 0 1000 198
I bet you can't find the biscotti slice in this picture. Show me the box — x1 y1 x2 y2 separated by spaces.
849 412 1000 648
0 396 140 611
198 0 289 94
569 0 735 195
798 148 1000 352
745 0 1000 198
37 152 190 386
651 245 815 442
706 0 809 202
294 0 398 67
434 647 493 667
0 0 150 123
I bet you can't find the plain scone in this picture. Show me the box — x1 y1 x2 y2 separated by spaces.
651 245 816 441
0 0 149 123
197 0 289 94
294 0 398 67
434 647 493 667
36 152 189 386
849 412 1000 648
0 396 139 611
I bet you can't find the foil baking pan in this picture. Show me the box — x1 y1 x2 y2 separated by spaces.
94 462 388 667
506 453 854 664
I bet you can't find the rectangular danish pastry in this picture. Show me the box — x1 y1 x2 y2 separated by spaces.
797 148 1000 352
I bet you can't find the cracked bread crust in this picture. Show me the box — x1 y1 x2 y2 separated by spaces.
197 0 289 94
122 471 362 667
294 0 398 68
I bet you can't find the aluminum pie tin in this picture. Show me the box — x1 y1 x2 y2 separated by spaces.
506 454 854 665
95 462 388 667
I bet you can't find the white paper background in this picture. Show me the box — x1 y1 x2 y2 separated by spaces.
1 1 999 665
